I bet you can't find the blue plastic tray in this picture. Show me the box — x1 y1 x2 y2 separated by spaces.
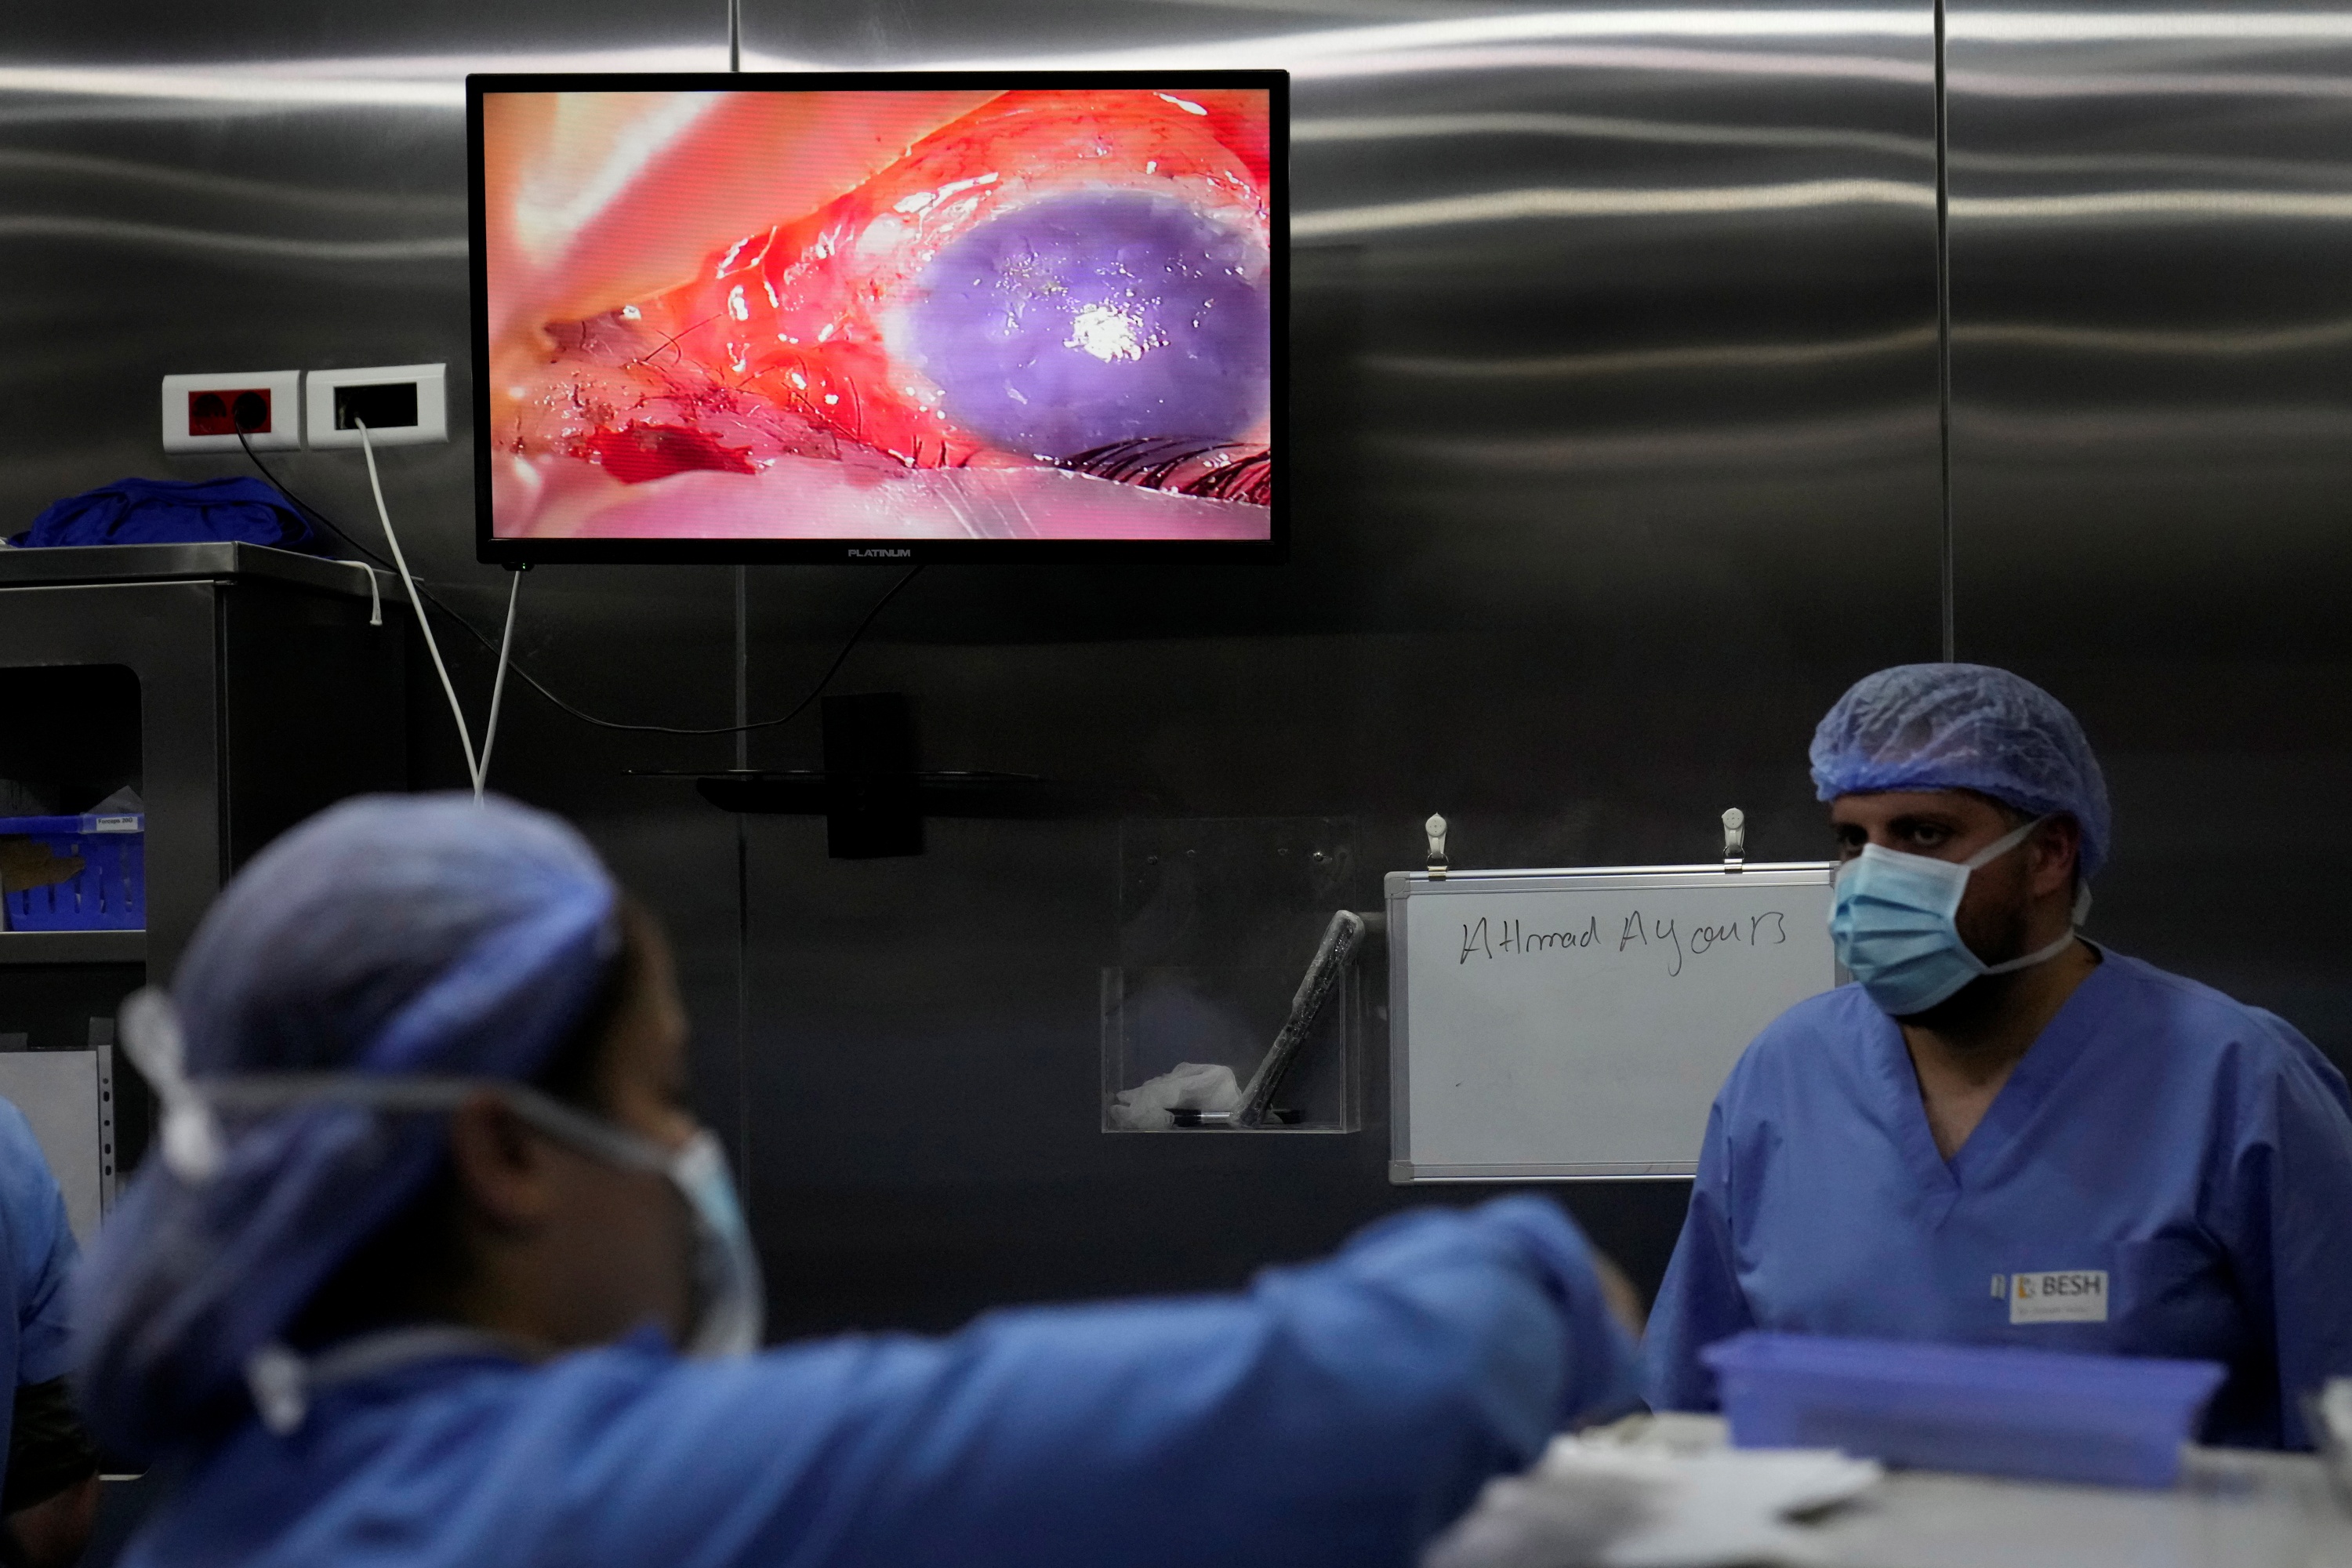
1702 1331 2226 1489
0 812 145 931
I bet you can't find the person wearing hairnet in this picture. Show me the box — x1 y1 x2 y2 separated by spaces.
1643 663 2352 1447
78 794 1638 1568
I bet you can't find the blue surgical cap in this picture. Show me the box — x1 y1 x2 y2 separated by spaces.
74 794 618 1457
1809 662 2111 878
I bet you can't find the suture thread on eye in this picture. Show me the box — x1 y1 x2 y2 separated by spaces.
624 314 722 371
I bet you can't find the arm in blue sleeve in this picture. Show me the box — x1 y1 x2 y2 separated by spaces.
1642 1102 1753 1412
608 1197 1635 1568
2230 1024 2352 1450
1465 1196 1642 1428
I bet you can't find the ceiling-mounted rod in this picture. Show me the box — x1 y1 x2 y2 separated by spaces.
1935 0 1956 662
729 0 743 72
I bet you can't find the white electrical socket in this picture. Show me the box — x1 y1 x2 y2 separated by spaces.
160 370 303 453
306 363 447 449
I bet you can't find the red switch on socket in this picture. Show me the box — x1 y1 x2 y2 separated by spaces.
188 389 271 436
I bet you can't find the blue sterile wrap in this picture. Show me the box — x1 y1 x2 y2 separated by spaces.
7 476 322 552
1809 662 2113 877
72 795 619 1457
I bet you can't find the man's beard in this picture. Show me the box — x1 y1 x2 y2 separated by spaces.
1896 889 2038 1035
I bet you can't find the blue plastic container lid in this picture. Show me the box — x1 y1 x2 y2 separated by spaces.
1703 1331 2227 1414
0 814 144 837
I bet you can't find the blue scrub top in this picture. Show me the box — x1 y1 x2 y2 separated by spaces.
1644 950 2352 1448
121 1197 1635 1568
0 1098 81 1461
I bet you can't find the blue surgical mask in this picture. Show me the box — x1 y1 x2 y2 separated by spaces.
1829 817 2088 1016
655 1128 764 1359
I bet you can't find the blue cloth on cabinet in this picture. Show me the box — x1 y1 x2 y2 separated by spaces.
8 477 321 552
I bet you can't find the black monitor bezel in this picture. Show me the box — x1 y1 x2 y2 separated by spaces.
469 70 1289 566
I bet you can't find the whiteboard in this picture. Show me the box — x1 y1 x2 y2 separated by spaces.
1388 863 1838 1181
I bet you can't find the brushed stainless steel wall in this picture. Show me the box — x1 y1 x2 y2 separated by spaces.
732 1 1942 1331
0 0 751 1225
1946 5 2352 1076
0 2 1941 1336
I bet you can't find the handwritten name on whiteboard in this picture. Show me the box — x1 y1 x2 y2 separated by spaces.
1457 909 1790 978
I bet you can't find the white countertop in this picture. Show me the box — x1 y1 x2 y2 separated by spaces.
1816 1443 2351 1568
1432 1416 2352 1568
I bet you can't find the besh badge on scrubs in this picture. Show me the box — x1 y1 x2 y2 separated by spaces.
120 988 764 1432
1994 1270 2109 1325
1829 817 2090 1016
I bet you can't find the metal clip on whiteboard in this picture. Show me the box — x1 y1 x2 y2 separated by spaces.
1425 814 1450 880
1722 808 1746 873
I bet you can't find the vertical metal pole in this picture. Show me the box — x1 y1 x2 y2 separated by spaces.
1935 0 1957 662
734 568 750 768
728 0 754 1236
735 823 750 1191
733 566 751 1193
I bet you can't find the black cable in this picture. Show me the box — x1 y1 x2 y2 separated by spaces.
483 562 921 737
239 432 395 573
236 434 924 737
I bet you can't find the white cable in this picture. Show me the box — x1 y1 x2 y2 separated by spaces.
347 557 381 626
357 421 481 797
476 569 522 801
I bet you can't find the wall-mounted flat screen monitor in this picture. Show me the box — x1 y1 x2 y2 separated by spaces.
471 72 1286 564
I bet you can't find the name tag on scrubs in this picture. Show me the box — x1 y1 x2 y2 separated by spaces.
1998 1269 2108 1324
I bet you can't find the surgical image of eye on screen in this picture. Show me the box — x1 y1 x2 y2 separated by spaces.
481 87 1275 543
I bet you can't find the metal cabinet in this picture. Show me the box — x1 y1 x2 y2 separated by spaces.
0 543 405 1172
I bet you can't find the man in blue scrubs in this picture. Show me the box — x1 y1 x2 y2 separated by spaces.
1645 662 2352 1447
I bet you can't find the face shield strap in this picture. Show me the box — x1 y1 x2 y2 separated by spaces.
217 1085 713 1437
122 989 767 1418
119 988 671 1186
121 989 226 1184
244 1325 536 1438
